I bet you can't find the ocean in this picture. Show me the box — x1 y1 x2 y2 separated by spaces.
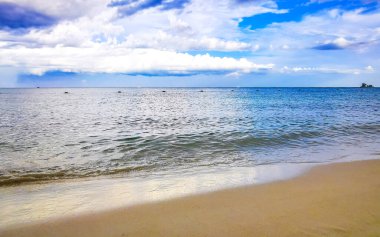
0 87 379 226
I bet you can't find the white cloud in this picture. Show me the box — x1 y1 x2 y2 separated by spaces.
107 0 285 51
248 8 380 51
279 66 375 75
329 37 350 47
366 65 375 71
122 31 252 51
1 0 109 19
0 0 282 77
0 0 284 51
23 10 122 47
1 0 380 82
0 46 273 75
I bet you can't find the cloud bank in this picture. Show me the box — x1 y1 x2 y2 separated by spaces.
0 46 273 75
0 0 379 85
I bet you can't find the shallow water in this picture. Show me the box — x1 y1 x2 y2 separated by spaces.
1 88 379 185
0 87 379 227
0 163 314 228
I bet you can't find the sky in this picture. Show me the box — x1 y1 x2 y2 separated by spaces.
0 0 379 87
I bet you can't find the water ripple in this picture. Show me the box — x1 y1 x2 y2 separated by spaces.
0 88 379 186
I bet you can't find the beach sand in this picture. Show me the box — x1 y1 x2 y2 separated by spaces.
1 159 380 237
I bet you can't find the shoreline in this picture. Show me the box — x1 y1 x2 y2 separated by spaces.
0 162 314 228
2 159 380 237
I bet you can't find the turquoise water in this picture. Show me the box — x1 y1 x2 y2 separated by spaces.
0 88 379 186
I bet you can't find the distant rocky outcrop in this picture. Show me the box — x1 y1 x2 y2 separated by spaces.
360 83 374 88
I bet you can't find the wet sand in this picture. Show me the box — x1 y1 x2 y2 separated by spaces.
1 159 380 237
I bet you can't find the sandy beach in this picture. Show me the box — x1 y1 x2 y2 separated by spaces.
1 159 380 237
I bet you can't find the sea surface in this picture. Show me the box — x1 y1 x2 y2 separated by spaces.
0 87 379 226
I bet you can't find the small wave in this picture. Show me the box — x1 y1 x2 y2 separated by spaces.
0 165 153 186
2 127 379 187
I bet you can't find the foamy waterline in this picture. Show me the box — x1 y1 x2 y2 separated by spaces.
1 151 379 229
0 162 314 228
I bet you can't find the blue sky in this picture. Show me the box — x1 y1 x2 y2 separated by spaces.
0 0 379 87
